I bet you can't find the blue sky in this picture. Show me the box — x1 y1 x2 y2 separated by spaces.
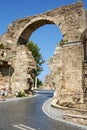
0 0 87 82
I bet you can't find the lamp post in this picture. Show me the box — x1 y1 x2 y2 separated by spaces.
35 76 37 89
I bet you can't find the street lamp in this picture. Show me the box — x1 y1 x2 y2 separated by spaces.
35 76 37 89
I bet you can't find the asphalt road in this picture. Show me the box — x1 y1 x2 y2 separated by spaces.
0 90 86 130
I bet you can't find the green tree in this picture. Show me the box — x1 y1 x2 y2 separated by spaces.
26 41 45 87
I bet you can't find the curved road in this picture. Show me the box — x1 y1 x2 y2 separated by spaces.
0 90 86 130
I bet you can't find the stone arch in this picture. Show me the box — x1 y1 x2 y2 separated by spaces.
1 2 86 47
0 1 87 97
17 16 59 45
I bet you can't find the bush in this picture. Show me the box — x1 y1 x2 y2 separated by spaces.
59 39 68 46
0 44 4 49
17 91 25 97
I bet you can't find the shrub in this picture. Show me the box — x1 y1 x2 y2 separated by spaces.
59 39 68 46
0 44 4 49
17 91 25 97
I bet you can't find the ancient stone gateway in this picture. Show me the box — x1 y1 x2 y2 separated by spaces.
0 1 87 103
1 2 86 46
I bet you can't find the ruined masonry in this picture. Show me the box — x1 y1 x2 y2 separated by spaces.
0 44 36 94
0 1 87 104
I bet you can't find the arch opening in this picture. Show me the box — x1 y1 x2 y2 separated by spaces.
30 24 63 82
17 18 63 83
17 19 57 45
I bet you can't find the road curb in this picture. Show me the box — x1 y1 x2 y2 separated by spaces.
51 99 87 112
51 99 87 118
42 98 87 130
0 94 38 103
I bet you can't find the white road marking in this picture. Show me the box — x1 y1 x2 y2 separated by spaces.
13 124 26 130
13 124 36 130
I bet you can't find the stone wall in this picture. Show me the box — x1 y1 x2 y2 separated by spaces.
0 44 36 94
0 47 13 90
61 42 83 103
86 10 87 27
12 45 36 93
46 41 84 104
46 44 62 91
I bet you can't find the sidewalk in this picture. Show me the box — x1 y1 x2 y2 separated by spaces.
0 95 36 103
42 98 67 120
42 98 87 130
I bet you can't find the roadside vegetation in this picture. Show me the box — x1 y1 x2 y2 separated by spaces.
26 40 45 88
